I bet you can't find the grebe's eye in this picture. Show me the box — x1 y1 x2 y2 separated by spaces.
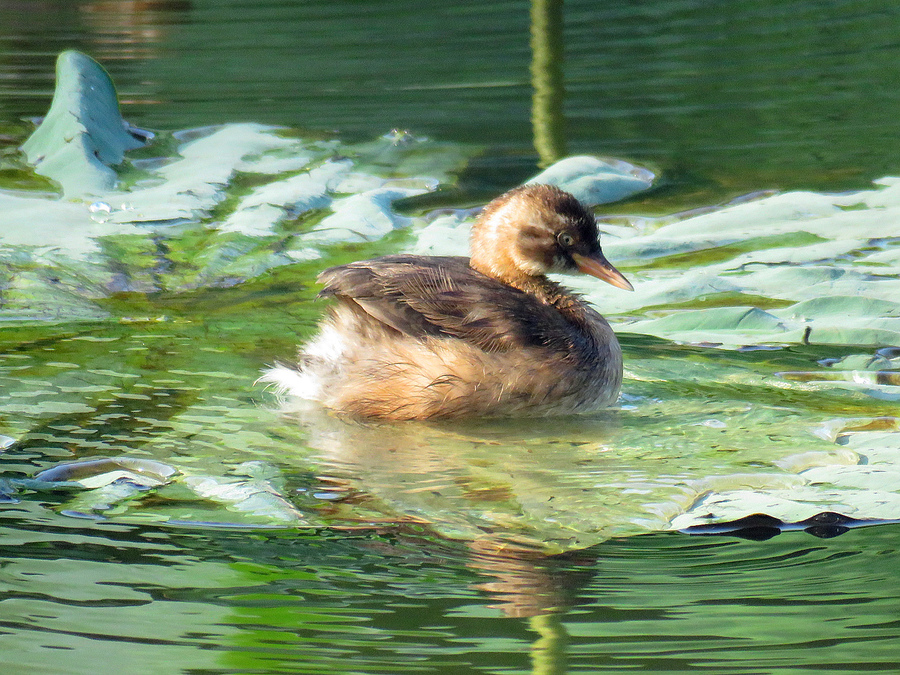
557 232 575 247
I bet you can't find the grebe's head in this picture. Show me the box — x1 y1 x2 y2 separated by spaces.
469 184 633 291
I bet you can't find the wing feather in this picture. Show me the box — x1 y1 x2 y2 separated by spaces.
317 255 574 352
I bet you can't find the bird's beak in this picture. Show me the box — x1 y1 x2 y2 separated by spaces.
572 252 634 291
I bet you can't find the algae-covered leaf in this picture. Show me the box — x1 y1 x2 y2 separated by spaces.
21 51 147 196
628 306 786 333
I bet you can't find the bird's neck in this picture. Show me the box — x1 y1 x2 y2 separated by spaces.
484 265 587 319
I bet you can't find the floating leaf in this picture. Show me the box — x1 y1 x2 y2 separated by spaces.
21 51 147 196
527 155 655 205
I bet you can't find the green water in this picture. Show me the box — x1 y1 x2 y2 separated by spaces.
5 0 900 198
3 1 900 673
2 314 898 672
4 513 900 674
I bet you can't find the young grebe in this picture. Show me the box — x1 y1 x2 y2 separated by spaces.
263 184 633 420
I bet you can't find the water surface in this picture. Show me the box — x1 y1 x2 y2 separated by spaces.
5 0 900 198
5 503 900 674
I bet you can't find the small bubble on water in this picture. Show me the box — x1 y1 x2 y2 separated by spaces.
89 201 112 214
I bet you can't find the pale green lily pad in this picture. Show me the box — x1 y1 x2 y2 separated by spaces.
776 296 900 321
107 123 306 225
9 457 179 516
672 487 900 528
218 159 351 236
829 351 900 371
630 306 787 334
672 425 900 529
527 155 655 205
407 212 473 257
21 51 146 196
299 187 427 245
1 120 474 319
860 247 900 266
621 307 796 346
0 191 138 258
620 302 900 348
844 430 900 462
577 272 745 315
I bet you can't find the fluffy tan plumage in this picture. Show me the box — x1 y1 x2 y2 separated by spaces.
262 184 633 420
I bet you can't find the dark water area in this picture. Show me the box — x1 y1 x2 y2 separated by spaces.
2 1 900 673
4 0 900 200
